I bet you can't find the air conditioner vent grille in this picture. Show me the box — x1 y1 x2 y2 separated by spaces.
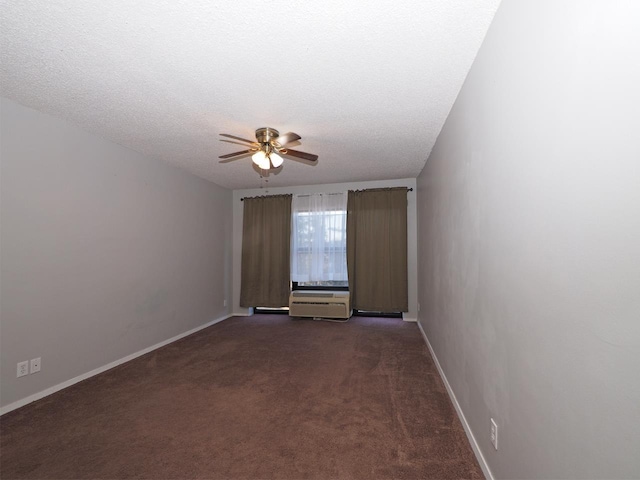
291 291 335 298
289 291 351 319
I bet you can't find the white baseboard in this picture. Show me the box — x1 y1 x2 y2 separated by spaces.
0 314 233 416
417 321 494 480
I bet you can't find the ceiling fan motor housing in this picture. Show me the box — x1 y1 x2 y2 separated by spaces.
255 127 279 144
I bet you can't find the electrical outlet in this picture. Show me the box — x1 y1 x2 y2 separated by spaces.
490 418 498 450
17 361 29 378
223 299 228 307
30 357 41 374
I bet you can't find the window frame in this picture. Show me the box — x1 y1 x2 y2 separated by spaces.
290 193 348 285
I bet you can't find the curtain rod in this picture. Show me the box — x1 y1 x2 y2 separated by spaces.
348 187 413 194
241 188 412 201
294 192 344 198
240 193 291 202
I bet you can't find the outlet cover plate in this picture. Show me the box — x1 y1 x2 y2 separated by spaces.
17 361 29 377
30 357 41 373
490 418 498 450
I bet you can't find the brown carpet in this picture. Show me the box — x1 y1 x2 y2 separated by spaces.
1 315 483 479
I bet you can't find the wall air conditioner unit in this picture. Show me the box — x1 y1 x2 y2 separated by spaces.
289 291 351 319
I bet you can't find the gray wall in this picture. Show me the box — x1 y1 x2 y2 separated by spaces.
1 98 233 409
416 1 640 478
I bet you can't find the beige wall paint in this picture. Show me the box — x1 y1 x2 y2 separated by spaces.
232 179 418 321
417 1 640 478
0 98 233 409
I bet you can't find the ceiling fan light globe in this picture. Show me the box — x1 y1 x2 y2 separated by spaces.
270 152 284 168
258 156 271 170
252 150 267 166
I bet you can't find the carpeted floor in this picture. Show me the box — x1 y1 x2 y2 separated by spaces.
0 315 483 479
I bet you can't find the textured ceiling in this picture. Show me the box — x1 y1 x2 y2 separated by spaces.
0 0 500 190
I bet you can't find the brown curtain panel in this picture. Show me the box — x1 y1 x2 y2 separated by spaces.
347 187 408 312
240 194 292 308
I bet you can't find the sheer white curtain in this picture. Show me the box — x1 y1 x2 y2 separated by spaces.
291 193 348 283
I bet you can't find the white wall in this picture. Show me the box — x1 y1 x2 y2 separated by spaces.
0 98 233 410
416 1 640 478
232 178 418 321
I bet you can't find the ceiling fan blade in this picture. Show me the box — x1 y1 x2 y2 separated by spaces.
220 139 259 147
277 132 302 146
219 149 253 159
283 148 318 163
220 133 258 145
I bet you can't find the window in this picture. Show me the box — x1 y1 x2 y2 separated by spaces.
291 193 348 289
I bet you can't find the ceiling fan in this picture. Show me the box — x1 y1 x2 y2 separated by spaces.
219 127 318 170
